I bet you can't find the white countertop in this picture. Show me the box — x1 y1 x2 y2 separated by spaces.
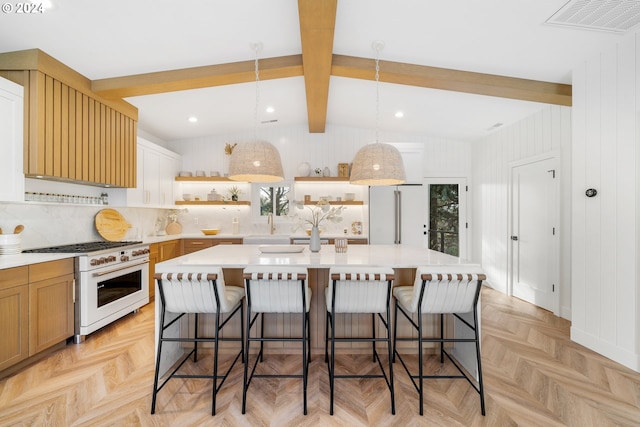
144 233 368 243
0 252 76 270
155 244 481 271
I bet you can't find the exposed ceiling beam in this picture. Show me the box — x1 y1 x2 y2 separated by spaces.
298 0 337 133
91 55 304 99
332 54 572 106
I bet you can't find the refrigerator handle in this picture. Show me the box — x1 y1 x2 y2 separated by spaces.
395 190 401 244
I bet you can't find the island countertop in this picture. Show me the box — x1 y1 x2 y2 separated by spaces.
155 243 480 272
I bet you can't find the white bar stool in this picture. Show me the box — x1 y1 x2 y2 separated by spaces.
325 267 396 415
241 266 311 415
151 270 244 416
393 270 486 415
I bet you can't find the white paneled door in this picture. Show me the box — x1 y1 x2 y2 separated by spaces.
510 156 559 314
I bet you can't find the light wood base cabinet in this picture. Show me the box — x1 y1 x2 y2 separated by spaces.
28 260 74 355
0 267 29 371
0 259 74 373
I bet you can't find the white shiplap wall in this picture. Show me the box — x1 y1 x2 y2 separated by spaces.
571 32 639 372
471 105 572 317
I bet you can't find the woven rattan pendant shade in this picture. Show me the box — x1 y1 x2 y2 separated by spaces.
349 41 406 186
349 142 406 185
228 140 284 182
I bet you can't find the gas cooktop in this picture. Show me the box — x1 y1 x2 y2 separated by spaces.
23 241 143 254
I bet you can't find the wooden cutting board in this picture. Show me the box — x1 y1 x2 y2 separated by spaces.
95 209 131 241
165 222 182 235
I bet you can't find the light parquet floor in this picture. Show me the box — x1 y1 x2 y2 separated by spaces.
1 287 640 426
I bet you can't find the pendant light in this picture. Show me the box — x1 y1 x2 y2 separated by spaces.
228 42 284 182
349 41 406 186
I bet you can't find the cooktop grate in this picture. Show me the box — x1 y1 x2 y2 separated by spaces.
23 241 143 253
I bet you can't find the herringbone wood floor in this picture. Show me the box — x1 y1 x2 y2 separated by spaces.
1 287 639 426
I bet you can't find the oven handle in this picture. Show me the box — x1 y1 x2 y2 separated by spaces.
92 260 149 277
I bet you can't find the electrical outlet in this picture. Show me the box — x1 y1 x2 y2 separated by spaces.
194 217 199 225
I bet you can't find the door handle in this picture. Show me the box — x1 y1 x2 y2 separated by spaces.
511 236 518 241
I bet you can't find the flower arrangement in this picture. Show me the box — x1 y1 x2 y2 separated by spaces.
292 200 345 229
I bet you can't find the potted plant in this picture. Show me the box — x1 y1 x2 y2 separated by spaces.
228 185 243 201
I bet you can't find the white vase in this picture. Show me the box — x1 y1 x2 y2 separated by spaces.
297 162 311 177
322 167 331 177
309 226 321 252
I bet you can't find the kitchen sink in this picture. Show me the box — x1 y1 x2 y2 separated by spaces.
242 235 291 245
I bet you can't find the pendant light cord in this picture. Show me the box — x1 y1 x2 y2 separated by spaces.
373 41 383 144
253 42 262 142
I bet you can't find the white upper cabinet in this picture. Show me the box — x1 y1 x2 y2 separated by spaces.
109 137 181 207
0 77 24 202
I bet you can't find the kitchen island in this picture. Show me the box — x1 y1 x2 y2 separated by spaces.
154 244 483 376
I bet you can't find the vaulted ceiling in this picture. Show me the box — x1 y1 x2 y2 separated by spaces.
0 0 628 141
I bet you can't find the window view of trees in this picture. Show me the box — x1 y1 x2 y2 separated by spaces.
428 184 459 256
260 185 290 216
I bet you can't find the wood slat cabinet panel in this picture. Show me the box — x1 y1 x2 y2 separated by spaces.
28 259 74 356
28 272 74 355
24 70 137 188
0 267 29 371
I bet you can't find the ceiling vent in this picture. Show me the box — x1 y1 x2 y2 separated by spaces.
545 0 640 33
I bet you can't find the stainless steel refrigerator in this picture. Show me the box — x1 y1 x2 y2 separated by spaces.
369 184 426 247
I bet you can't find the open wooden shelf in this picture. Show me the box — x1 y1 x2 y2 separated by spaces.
175 176 235 182
294 177 350 182
175 200 251 206
304 200 363 205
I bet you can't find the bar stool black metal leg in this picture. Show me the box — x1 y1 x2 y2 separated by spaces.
211 311 221 415
242 306 251 414
392 299 399 363
418 307 424 416
474 307 486 415
439 313 445 363
386 305 395 415
193 313 199 362
302 310 308 415
150 307 166 414
330 310 336 415
259 312 265 362
371 313 376 362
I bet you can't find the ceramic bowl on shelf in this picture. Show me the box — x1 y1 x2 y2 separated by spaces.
179 171 192 177
344 192 355 201
182 193 193 201
201 229 220 235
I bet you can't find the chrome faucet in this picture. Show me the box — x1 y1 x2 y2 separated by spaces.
267 213 276 234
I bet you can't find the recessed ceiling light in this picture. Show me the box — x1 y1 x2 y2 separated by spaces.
394 111 404 118
188 116 198 123
265 106 275 113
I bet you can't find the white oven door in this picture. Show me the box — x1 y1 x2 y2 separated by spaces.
78 260 149 335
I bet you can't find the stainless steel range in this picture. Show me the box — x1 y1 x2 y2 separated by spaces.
24 241 150 343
